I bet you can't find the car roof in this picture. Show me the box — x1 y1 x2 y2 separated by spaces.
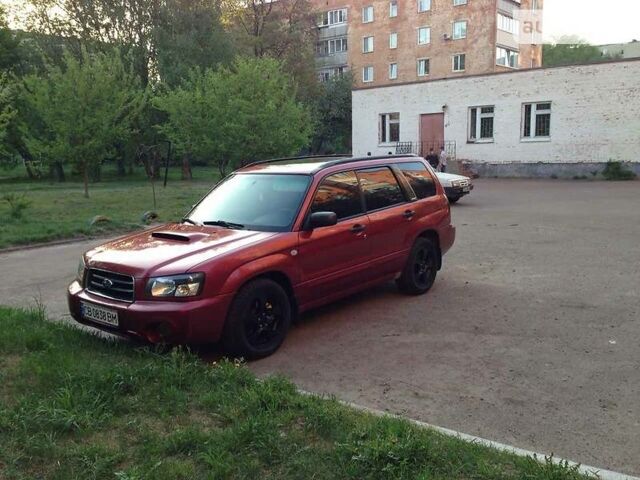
237 154 421 175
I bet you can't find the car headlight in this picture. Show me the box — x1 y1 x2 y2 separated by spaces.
146 273 205 298
451 180 461 187
77 256 86 283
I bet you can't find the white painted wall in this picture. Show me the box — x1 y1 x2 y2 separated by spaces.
352 60 640 165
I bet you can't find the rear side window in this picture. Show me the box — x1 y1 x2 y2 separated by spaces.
357 167 405 211
310 171 363 220
398 162 437 199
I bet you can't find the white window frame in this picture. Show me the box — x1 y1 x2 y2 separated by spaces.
319 8 348 27
363 66 374 83
496 46 519 68
362 36 374 53
417 58 430 77
390 1 398 17
362 5 374 23
418 26 431 45
521 102 551 140
453 0 467 5
452 53 466 72
468 106 495 142
453 20 467 39
389 63 398 80
389 32 398 49
380 113 400 144
497 13 519 35
418 0 431 12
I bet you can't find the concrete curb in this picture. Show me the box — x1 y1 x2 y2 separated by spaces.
299 390 639 480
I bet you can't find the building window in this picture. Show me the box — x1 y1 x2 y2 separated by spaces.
418 27 431 45
418 0 431 12
316 37 348 56
380 113 400 143
496 46 519 68
390 1 398 17
497 13 519 35
468 106 494 141
417 58 430 76
389 63 398 80
363 36 374 53
453 0 467 5
452 53 466 71
318 9 347 27
363 66 374 83
362 6 374 23
317 66 348 82
389 32 398 49
453 20 467 39
522 102 551 139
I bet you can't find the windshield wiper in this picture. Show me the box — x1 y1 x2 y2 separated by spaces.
202 220 245 230
181 217 201 226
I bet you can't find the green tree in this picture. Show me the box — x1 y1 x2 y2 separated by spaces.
543 36 618 67
155 57 311 176
0 75 16 158
0 6 20 72
310 73 352 154
19 49 146 197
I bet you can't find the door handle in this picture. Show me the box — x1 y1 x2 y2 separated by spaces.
403 210 416 219
350 224 366 233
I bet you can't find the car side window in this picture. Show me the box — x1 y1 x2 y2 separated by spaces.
398 162 437 199
310 171 364 220
356 167 405 211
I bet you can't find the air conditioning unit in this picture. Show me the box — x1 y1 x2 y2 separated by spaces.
443 33 451 41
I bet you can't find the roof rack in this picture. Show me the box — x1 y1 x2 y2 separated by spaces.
314 153 419 171
243 154 349 168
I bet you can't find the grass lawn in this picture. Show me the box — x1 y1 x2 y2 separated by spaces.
0 166 218 249
0 306 593 480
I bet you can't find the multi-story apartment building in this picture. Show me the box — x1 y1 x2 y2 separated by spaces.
313 0 543 87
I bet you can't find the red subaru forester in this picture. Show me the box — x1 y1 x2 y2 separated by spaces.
68 155 455 358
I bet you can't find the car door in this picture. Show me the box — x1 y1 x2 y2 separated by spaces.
296 170 371 307
355 166 412 277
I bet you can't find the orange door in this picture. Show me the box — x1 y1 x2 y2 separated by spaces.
419 113 445 156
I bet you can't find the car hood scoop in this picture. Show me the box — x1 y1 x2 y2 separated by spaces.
151 231 204 242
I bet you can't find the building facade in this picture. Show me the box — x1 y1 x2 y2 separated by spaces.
312 0 543 86
598 40 640 60
351 59 640 177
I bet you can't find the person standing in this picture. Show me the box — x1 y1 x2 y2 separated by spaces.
438 147 448 172
425 148 439 169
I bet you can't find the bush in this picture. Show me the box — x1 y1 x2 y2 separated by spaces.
2 192 31 219
602 161 636 181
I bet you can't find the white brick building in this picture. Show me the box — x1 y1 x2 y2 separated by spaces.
352 59 640 177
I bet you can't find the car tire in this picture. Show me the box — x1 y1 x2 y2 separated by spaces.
448 196 461 204
397 237 439 295
222 278 292 360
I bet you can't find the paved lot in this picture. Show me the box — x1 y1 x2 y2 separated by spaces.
1 179 639 475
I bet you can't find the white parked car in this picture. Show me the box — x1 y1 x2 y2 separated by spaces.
435 172 474 204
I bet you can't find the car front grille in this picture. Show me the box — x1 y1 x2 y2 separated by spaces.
86 268 135 302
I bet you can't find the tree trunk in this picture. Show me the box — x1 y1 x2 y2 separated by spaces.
50 161 65 182
83 163 89 198
181 154 192 180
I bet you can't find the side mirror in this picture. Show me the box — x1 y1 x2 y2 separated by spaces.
306 211 338 230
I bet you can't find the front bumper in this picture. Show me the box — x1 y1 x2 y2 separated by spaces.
444 184 474 198
67 281 233 344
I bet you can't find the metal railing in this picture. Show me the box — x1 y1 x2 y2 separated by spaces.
396 141 456 160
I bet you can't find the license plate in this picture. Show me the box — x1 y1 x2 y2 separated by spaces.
80 301 119 327
462 186 470 192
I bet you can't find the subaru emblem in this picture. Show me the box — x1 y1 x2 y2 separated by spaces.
102 278 113 288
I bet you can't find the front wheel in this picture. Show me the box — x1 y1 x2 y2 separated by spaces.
447 196 461 204
397 237 439 295
222 278 292 360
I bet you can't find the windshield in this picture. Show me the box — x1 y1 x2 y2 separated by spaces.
187 173 311 232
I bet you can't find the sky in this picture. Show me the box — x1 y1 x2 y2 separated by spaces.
1 0 639 46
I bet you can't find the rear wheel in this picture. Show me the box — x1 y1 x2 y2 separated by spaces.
397 237 439 295
222 278 292 360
